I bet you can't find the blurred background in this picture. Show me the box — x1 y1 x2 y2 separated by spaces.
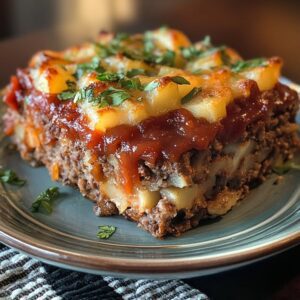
0 0 300 82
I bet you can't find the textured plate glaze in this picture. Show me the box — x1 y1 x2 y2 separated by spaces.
0 80 299 279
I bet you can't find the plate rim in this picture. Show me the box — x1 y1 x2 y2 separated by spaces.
0 215 299 276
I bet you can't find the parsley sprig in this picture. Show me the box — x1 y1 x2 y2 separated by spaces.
180 35 212 61
181 87 202 104
75 86 131 107
231 58 268 72
97 225 116 239
58 74 132 107
170 76 190 85
144 76 190 92
95 32 130 56
181 46 202 60
57 80 77 101
96 70 146 90
126 68 146 78
94 30 177 67
31 187 60 214
143 31 176 66
0 169 26 186
97 71 123 82
145 49 176 67
75 57 105 79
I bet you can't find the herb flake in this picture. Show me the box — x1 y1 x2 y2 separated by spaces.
181 87 202 104
126 68 146 78
0 169 26 186
58 80 77 100
31 187 60 214
154 50 175 66
181 46 202 60
97 72 123 82
104 87 131 106
120 78 143 90
75 57 104 78
97 225 116 239
231 58 268 73
170 76 190 85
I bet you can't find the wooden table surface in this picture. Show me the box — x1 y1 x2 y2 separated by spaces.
0 30 299 300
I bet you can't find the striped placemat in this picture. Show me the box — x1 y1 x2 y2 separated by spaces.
0 244 208 300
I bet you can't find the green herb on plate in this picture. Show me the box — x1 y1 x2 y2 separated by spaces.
97 225 116 239
31 187 60 214
0 169 26 186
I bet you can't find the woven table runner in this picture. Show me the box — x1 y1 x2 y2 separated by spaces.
0 244 208 300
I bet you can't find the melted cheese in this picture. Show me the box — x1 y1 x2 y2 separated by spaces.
29 28 282 132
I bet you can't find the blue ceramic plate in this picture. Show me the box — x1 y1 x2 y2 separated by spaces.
0 79 299 279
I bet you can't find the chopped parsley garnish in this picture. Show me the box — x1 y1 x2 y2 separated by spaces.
272 162 300 175
57 90 76 101
31 187 60 214
220 48 232 66
97 225 116 239
144 31 155 54
153 50 175 66
94 32 129 59
181 36 212 61
181 87 202 104
143 76 190 91
59 70 135 107
120 78 143 90
75 57 104 78
0 169 26 186
143 31 176 66
97 71 123 82
126 68 146 78
96 71 143 90
94 30 176 67
57 80 77 100
103 87 131 106
95 43 116 58
111 32 130 47
75 86 130 107
231 58 268 72
181 46 202 60
170 76 190 85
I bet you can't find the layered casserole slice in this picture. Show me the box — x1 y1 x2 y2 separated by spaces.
2 27 299 238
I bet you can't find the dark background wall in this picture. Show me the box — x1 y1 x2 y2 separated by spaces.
0 0 300 81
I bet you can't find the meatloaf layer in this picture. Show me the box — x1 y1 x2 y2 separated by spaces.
2 27 299 237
